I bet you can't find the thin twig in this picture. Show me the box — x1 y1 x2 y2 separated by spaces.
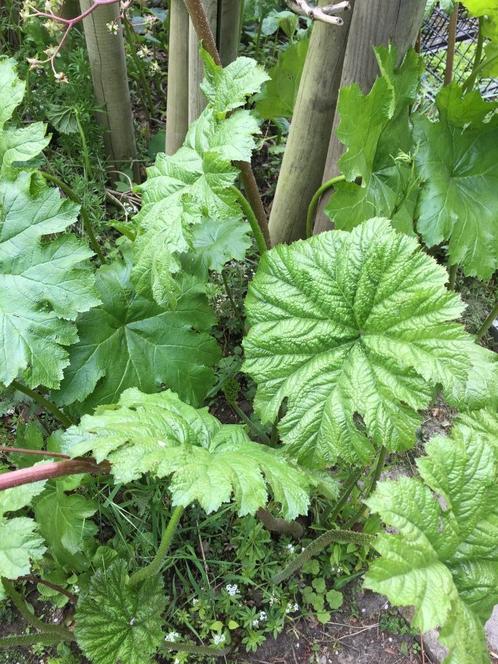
286 0 350 25
26 0 131 76
0 446 69 459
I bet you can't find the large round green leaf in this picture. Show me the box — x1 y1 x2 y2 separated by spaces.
243 218 497 468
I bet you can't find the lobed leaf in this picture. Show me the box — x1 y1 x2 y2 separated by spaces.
243 218 497 468
55 258 220 412
62 388 312 520
200 50 270 116
34 482 97 568
365 410 498 663
413 83 498 279
133 54 265 306
75 559 165 664
326 46 423 234
0 476 46 601
255 36 309 121
0 57 50 174
0 173 99 390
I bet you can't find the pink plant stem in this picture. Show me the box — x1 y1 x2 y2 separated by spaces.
0 459 110 490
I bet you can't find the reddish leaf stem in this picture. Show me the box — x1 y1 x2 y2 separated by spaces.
0 459 110 491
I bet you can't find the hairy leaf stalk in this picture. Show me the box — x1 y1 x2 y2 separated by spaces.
0 459 110 491
129 505 185 586
11 380 74 427
272 529 373 584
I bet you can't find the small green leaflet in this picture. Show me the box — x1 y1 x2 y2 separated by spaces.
454 408 498 453
243 218 497 468
0 478 46 600
255 36 309 120
191 216 251 271
325 46 423 234
0 57 50 174
62 388 312 519
365 410 498 664
0 172 99 390
34 482 97 569
413 83 498 279
133 53 266 306
75 560 165 664
200 50 269 116
55 258 220 413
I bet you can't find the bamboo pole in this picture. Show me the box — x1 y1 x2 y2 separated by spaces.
218 0 243 66
268 0 354 245
79 0 138 179
166 0 190 154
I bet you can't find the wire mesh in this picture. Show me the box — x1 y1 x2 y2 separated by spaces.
420 6 498 101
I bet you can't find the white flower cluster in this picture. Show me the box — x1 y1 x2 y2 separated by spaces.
225 583 239 596
212 633 226 645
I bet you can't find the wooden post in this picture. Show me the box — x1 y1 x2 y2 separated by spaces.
268 0 354 245
79 0 138 178
166 0 190 154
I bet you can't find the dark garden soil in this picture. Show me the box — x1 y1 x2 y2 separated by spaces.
241 590 427 664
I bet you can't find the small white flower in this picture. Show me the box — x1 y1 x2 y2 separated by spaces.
145 13 157 26
285 602 299 614
225 583 239 596
252 619 259 628
286 543 295 553
106 20 119 34
268 593 277 606
192 598 199 606
149 61 160 73
137 45 151 59
212 633 226 645
165 631 180 642
258 610 267 622
129 617 136 626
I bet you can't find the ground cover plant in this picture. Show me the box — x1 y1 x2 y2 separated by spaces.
0 0 497 663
